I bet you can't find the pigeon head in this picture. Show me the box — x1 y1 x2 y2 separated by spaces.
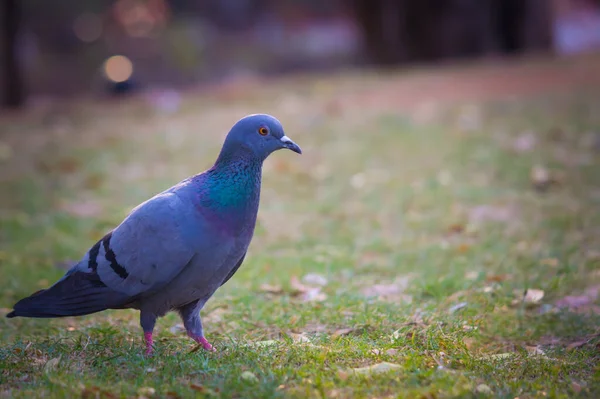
217 114 301 164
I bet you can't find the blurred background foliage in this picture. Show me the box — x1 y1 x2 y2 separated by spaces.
2 0 600 108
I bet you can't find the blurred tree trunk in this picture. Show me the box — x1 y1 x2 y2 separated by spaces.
2 0 25 108
353 0 553 65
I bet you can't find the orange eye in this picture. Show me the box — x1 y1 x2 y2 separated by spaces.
258 126 269 136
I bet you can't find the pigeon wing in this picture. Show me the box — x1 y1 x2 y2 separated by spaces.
84 191 198 298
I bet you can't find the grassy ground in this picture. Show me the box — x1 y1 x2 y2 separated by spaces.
1 56 600 398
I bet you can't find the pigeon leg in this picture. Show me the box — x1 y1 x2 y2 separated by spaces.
177 300 216 352
140 311 157 355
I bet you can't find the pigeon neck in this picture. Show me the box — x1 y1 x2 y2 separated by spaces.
205 154 262 212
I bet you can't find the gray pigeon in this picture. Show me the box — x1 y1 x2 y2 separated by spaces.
7 114 301 355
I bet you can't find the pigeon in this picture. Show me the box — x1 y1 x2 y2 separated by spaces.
7 114 301 355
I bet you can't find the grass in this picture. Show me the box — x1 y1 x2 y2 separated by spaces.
1 57 600 398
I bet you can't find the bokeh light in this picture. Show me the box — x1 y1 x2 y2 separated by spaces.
103 55 134 83
73 13 103 43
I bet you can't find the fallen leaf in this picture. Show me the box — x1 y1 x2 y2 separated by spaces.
523 289 545 304
370 349 381 355
240 371 259 383
350 362 402 375
486 274 510 283
462 337 476 351
525 345 545 356
337 370 350 381
475 384 493 394
190 383 204 392
571 381 584 393
137 387 155 397
465 271 479 280
289 275 328 301
259 283 283 294
566 334 600 350
332 328 356 338
530 165 562 191
448 302 468 314
361 277 412 303
447 223 465 234
555 285 600 314
44 356 61 373
385 348 399 356
288 332 311 344
301 288 327 302
302 273 328 286
81 386 101 399
290 276 310 294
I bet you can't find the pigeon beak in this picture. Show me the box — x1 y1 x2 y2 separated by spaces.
280 135 302 154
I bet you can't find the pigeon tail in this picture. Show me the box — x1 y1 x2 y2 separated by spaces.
7 271 131 318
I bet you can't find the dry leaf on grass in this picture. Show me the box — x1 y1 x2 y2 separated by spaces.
287 332 311 344
448 302 468 314
525 345 545 356
137 387 156 397
189 383 205 392
464 271 479 280
523 289 545 304
475 384 493 395
259 283 283 294
486 274 511 283
361 277 412 303
44 356 61 373
555 285 600 314
530 165 563 191
332 328 356 338
290 276 327 302
302 273 328 286
566 333 600 350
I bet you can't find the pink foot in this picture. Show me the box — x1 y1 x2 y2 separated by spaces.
144 332 154 356
189 333 216 352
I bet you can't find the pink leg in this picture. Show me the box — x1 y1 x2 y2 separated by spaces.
188 332 216 352
144 332 154 355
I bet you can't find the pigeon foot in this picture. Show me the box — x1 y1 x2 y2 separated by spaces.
189 334 216 352
144 331 154 355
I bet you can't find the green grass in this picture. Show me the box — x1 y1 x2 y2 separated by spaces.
1 60 600 398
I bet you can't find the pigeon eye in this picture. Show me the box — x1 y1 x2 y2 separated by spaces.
258 126 269 136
